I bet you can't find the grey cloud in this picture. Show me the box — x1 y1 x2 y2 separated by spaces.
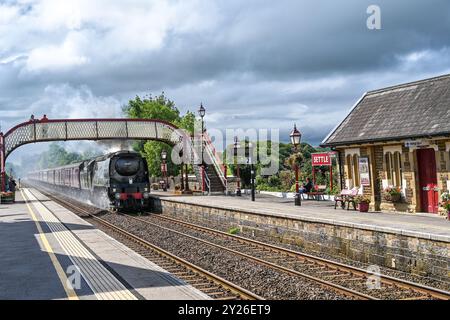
1 0 450 157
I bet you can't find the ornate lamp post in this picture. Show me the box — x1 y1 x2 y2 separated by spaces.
161 149 168 192
290 124 302 206
198 103 206 192
248 142 255 202
233 136 241 196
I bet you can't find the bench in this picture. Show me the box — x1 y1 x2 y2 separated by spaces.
334 187 359 210
304 185 326 201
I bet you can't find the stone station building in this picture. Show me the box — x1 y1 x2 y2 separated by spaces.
322 74 450 214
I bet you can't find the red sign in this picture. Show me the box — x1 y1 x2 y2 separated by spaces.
311 153 332 166
161 163 167 172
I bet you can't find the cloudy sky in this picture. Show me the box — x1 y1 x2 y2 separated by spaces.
1 0 450 163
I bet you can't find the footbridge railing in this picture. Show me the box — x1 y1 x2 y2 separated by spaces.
0 117 227 193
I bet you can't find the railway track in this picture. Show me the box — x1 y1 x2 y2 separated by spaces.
133 213 450 301
31 188 263 301
28 184 450 300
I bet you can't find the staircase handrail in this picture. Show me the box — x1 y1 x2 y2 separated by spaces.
203 168 211 195
202 132 227 190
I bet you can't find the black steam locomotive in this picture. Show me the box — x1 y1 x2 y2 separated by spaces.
29 151 151 210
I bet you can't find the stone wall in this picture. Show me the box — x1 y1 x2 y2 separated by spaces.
160 199 449 281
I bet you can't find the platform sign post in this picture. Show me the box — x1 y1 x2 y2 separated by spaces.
311 152 335 191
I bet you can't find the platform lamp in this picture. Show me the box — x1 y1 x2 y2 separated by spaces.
198 103 206 192
247 141 256 202
161 149 168 192
290 124 302 206
198 103 206 162
233 136 242 196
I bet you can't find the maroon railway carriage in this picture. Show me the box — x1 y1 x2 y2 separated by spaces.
28 151 150 210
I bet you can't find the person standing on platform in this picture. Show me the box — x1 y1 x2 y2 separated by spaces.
8 178 16 203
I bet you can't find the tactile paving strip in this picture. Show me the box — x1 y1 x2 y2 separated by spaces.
23 188 137 300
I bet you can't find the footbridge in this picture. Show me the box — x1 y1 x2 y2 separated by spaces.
0 118 227 192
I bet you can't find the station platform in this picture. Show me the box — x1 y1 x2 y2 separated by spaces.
161 193 450 242
0 188 210 300
158 193 449 281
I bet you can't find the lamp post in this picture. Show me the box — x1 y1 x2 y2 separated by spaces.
161 149 168 192
198 103 206 192
290 124 302 206
234 136 241 196
179 149 184 192
248 142 255 202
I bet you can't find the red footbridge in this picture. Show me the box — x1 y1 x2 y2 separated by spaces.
0 118 227 193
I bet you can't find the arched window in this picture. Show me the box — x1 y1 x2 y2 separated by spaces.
385 152 402 187
345 153 360 188
352 154 360 187
394 152 403 187
346 155 353 181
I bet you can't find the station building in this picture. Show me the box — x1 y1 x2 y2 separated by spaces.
322 74 450 214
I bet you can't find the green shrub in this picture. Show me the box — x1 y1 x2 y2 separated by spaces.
228 227 240 235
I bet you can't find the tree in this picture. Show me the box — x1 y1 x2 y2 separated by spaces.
123 92 195 177
36 143 95 169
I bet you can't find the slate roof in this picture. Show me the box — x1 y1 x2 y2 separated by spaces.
322 74 450 146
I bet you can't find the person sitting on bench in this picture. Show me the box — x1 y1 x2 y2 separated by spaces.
299 178 313 194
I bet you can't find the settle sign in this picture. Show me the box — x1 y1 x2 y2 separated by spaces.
311 153 332 166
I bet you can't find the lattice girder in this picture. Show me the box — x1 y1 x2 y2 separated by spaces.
2 118 188 159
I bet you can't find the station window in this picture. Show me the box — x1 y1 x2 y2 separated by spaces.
346 154 360 187
385 152 402 187
352 154 360 187
346 155 353 181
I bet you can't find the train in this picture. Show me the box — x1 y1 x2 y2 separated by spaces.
28 150 151 210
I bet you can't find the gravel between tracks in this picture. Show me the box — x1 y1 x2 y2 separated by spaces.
162 212 450 292
139 215 431 299
99 212 351 300
27 184 447 298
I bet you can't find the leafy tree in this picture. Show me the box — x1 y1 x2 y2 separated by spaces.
175 111 196 134
226 140 338 193
35 143 99 169
123 92 196 177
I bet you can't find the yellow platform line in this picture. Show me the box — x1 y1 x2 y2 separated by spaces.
23 188 137 300
20 189 79 300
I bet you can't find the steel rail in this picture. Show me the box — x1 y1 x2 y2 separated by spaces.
34 188 262 301
127 214 375 300
145 213 450 300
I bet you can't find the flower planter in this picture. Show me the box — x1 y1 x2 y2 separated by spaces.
383 193 401 203
359 202 370 212
0 192 15 204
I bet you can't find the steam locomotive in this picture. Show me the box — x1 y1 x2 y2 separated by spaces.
28 151 151 210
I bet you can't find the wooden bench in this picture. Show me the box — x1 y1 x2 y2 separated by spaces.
304 185 326 201
334 187 359 210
